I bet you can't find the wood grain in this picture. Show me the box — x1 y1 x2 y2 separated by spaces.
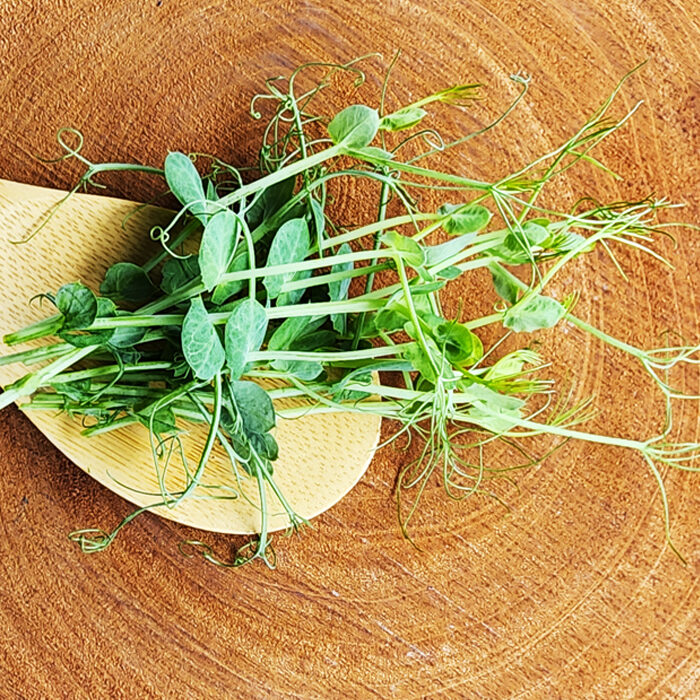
0 1 698 698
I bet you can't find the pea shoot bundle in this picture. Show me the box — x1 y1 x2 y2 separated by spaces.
1 57 698 568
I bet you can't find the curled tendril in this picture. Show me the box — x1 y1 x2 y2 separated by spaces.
68 528 114 553
35 127 88 165
179 539 277 569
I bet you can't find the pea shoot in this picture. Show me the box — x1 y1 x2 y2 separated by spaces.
1 55 698 568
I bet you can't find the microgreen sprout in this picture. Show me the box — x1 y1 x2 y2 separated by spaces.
1 56 697 568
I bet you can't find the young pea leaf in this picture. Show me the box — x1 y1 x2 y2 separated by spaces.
181 296 225 381
55 282 98 330
521 221 548 246
245 177 296 229
380 106 428 132
487 233 532 265
460 380 526 412
164 151 208 225
489 263 519 305
290 330 338 351
263 218 310 300
50 378 92 402
374 307 408 333
327 105 380 149
60 296 116 347
109 310 148 348
161 256 200 295
503 294 567 333
404 336 442 384
268 314 328 380
212 253 249 305
547 231 594 253
101 263 156 304
433 320 483 366
249 432 279 462
425 232 477 268
465 403 522 433
439 203 491 235
328 243 353 334
461 381 525 433
381 230 425 268
224 298 268 380
271 358 324 380
404 315 482 366
269 314 326 351
484 349 542 382
199 210 240 292
308 197 325 242
230 380 276 434
436 265 462 280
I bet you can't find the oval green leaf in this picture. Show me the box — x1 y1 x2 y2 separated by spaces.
199 210 240 292
224 298 268 380
181 296 225 381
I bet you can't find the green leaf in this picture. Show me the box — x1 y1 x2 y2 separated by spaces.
263 218 310 300
522 221 548 246
290 330 338 351
277 268 311 307
484 349 542 382
503 294 566 333
488 233 531 265
249 432 279 461
436 265 461 280
329 243 353 334
59 296 115 347
101 263 156 304
379 106 428 132
212 253 248 305
224 298 268 380
425 232 477 268
109 314 147 348
327 105 380 149
164 151 208 225
374 307 408 333
271 358 324 380
489 264 519 305
199 210 239 291
160 256 201 295
55 282 98 330
269 314 325 352
230 380 276 434
460 380 525 412
439 203 491 235
381 230 425 268
181 297 225 381
466 403 522 433
51 379 91 402
404 336 442 384
308 197 325 242
245 177 296 229
433 319 483 366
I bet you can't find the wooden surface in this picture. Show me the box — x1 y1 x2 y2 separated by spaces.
0 1 698 698
0 180 381 534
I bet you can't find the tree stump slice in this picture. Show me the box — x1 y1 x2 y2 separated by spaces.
0 2 698 698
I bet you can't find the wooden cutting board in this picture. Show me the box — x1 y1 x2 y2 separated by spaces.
0 1 697 698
